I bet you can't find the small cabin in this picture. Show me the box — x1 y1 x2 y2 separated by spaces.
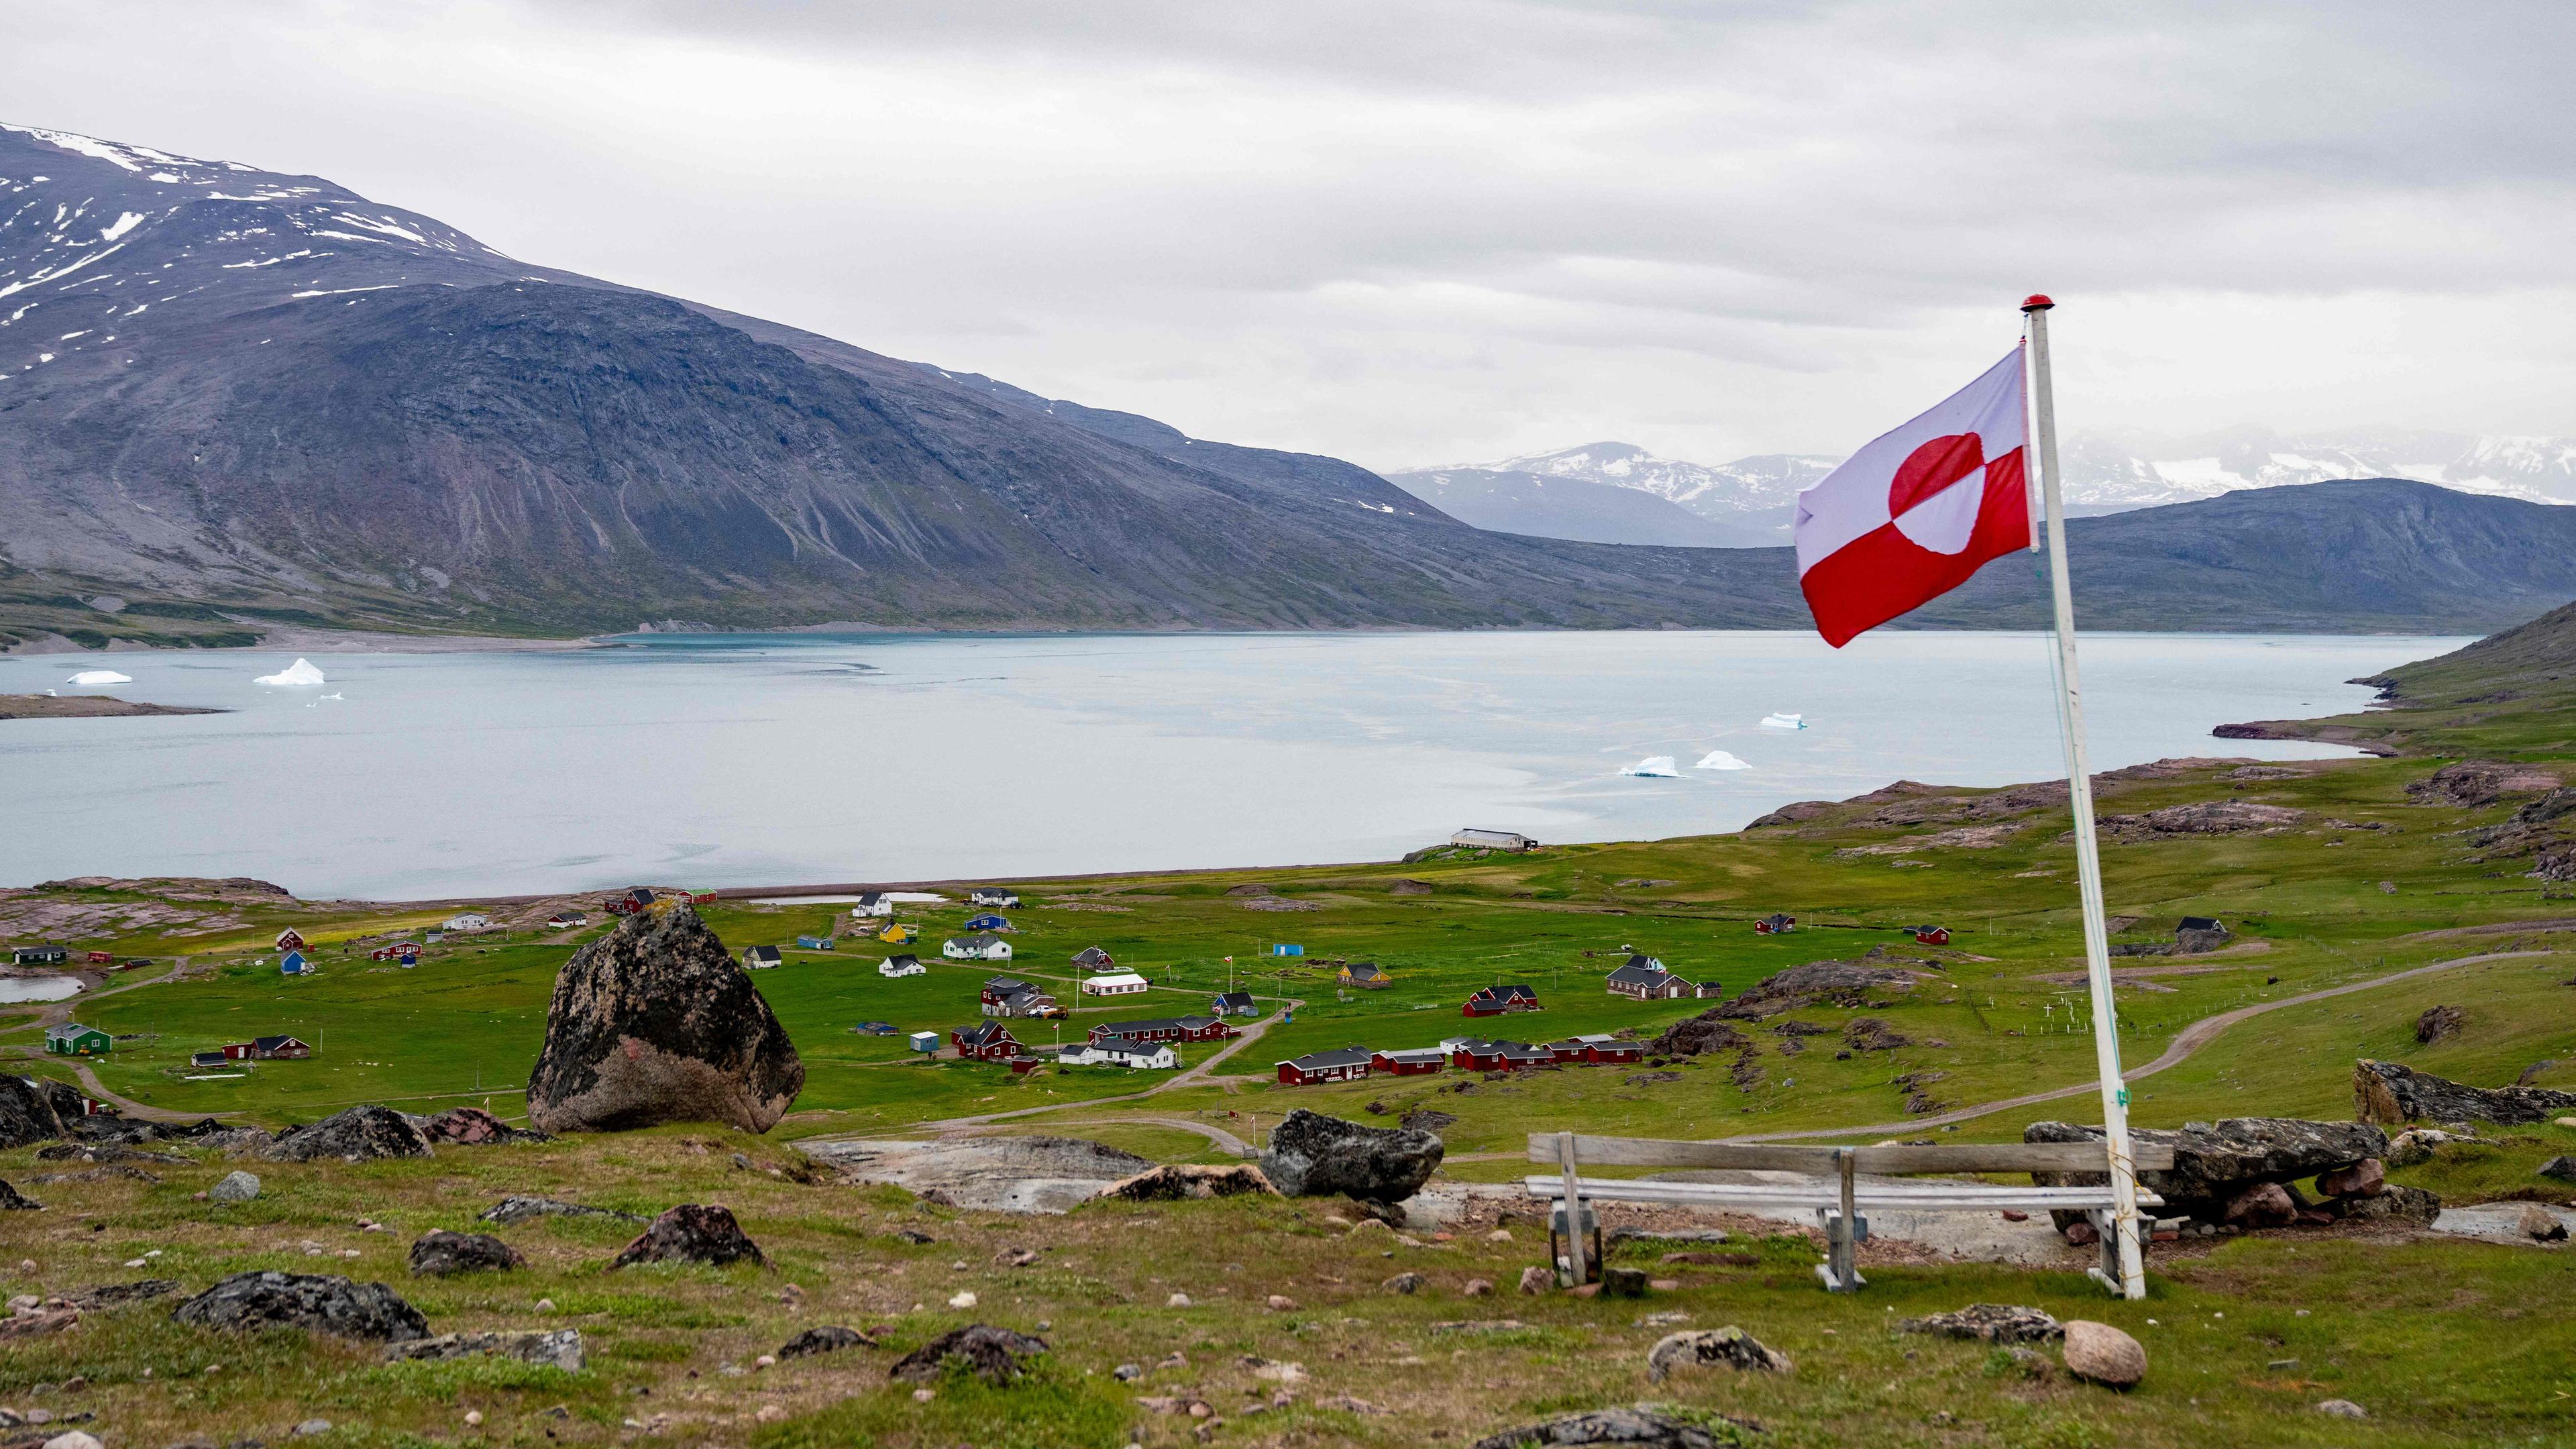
742 945 784 969
951 1020 1022 1061
1212 989 1258 1018
1277 1047 1373 1085
278 950 313 976
943 932 1013 962
907 1030 942 1054
1079 972 1150 997
1576 1034 1646 1065
11 945 68 966
251 1034 312 1060
1753 913 1796 934
85 950 113 965
45 1022 111 1057
1370 1047 1448 1077
1450 1039 1507 1071
987 986 1063 1020
969 888 1022 908
273 928 308 951
796 934 835 951
1450 828 1540 853
964 913 1013 933
546 911 590 929
189 1050 231 1069
1912 925 1951 946
1271 943 1303 957
1339 961 1390 989
1463 983 1541 1018
878 955 926 978
1605 957 1683 1000
878 923 919 945
445 912 493 932
849 892 894 919
1071 946 1116 970
1061 1034 1179 1070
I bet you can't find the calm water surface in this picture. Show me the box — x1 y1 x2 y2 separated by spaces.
0 631 2458 900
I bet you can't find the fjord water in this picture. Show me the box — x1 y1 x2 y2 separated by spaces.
1 631 2455 900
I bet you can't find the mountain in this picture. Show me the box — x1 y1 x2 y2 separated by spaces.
0 122 1831 646
1376 466 1772 547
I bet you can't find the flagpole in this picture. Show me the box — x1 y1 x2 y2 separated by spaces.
2021 294 2147 1300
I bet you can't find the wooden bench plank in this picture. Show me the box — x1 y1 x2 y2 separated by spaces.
1524 1133 2174 1175
1523 1177 2163 1212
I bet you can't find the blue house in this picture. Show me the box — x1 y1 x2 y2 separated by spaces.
278 950 311 976
1272 943 1303 957
965 913 1013 932
796 934 835 951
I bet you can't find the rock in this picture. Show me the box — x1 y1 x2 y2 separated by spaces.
2415 1004 2465 1044
1401 1108 1458 1132
1898 1304 2063 1342
1113 1363 1142 1381
263 1106 433 1163
610 1204 763 1268
1843 1017 1910 1053
2408 759 2559 807
1518 1266 1552 1295
888 1324 1046 1383
1258 1109 1444 1203
777 1325 871 1358
66 1279 180 1310
2029 1117 2389 1222
1382 1273 1424 1295
2516 1204 2568 1242
2355 1060 2576 1127
1644 1009 1751 1056
1470 1406 1760 1449
2337 1183 2442 1226
2539 1156 2576 1183
407 1231 525 1277
1644 1326 1792 1382
2384 1129 2444 1168
416 1108 549 1145
44 1433 105 1449
207 1171 261 1202
1463 1277 1494 1297
1711 961 1916 1021
2059 1320 2146 1387
2062 1219 2098 1246
0 1179 41 1211
2316 1399 2369 1419
2223 1182 2298 1230
1600 1267 1650 1297
2315 1159 2385 1198
1099 1164 1277 1201
294 1421 331 1437
0 1075 70 1150
2097 801 2302 840
384 1329 586 1371
171 1272 429 1341
480 1195 646 1226
1 1307 78 1338
525 902 805 1134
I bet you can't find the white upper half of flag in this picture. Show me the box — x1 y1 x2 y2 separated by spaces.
1793 345 2028 576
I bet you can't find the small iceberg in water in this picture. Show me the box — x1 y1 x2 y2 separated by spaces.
254 657 327 688
1759 712 1806 731
1620 755 1680 777
68 669 133 686
1694 749 1752 771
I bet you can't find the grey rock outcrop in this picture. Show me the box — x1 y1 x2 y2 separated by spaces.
172 1272 429 1341
2028 1117 2389 1222
526 904 804 1134
1471 1406 1761 1449
2096 801 2302 840
2407 759 2560 807
417 1107 549 1145
264 1106 434 1163
385 1329 584 1371
2414 1005 2465 1044
1644 1326 1792 1381
0 1178 42 1211
778 1325 872 1358
889 1324 1047 1383
480 1195 647 1226
1258 1109 1444 1203
408 1230 526 1277
1715 959 1916 1020
1644 1010 1751 1056
207 1171 261 1202
609 1203 764 1268
0 1075 68 1150
1898 1303 2062 1342
1099 1163 1277 1201
2355 1059 2576 1126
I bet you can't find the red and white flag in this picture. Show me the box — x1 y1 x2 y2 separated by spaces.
1793 346 2032 647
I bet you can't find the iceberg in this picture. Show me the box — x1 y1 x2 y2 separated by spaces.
1619 755 1680 777
68 669 133 686
1694 749 1752 771
1759 712 1806 730
254 657 327 688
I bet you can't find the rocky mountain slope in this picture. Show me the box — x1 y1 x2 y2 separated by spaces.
1375 465 1770 547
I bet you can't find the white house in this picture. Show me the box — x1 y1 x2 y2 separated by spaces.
1057 1034 1177 1069
1450 828 1539 852
943 932 1013 962
849 892 894 919
742 945 784 969
1079 972 1150 997
969 888 1022 908
443 912 494 932
877 954 926 978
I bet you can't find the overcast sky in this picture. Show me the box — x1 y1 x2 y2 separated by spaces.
9 1 2571 468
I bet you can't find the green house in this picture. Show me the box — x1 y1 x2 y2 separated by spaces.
45 1022 111 1056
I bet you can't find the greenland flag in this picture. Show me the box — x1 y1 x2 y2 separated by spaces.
1793 346 2033 647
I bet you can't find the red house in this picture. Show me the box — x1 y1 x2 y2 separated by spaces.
1369 1047 1447 1076
952 1021 1022 1061
1913 925 1951 945
1463 983 1541 1018
1575 1035 1646 1065
1087 1015 1236 1046
1543 1039 1588 1064
1277 1047 1373 1085
1753 913 1796 934
274 928 308 951
85 950 113 965
1007 1055 1042 1075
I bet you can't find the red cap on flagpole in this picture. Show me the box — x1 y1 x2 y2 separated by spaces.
2020 294 2055 312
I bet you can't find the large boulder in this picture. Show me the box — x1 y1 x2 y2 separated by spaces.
0 1178 42 1211
1258 1109 1443 1203
609 1203 764 1268
2354 1059 2576 1127
2061 1320 2147 1388
889 1324 1047 1383
0 1075 67 1149
171 1272 429 1341
408 1230 526 1277
1645 1009 1750 1057
1644 1326 1792 1381
1099 1163 1277 1201
2027 1118 2387 1222
1472 1407 1759 1449
264 1106 434 1162
525 904 804 1134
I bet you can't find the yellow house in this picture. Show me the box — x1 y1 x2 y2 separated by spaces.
1338 961 1391 988
877 923 919 945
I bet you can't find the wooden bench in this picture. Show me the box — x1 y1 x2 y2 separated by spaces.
1524 1132 2174 1294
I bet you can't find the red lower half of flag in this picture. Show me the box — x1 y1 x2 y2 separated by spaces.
1799 454 2031 647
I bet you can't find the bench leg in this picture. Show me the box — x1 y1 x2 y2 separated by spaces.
2084 1208 2122 1295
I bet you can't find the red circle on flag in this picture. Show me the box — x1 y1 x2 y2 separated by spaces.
1887 433 1985 517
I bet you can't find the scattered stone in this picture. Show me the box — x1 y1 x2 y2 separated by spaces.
888 1324 1046 1384
479 1196 645 1226
2315 1159 2385 1199
2316 1399 2369 1419
2538 1156 2576 1183
2415 1004 2465 1045
1 1306 78 1338
609 1204 764 1268
1099 1163 1277 1201
1898 1303 2063 1343
2224 1181 2298 1230
1113 1363 1142 1381
1266 1294 1297 1310
293 1421 331 1437
1600 1267 1650 1297
1167 1292 1191 1307
2337 1183 2442 1226
1258 1109 1444 1202
45 1433 105 1449
262 1106 433 1163
1463 1278 1494 1297
172 1273 429 1342
0 1179 41 1212
1382 1273 1424 1295
385 1329 586 1371
1399 1108 1457 1132
777 1326 871 1358
416 1108 549 1146
948 1291 977 1309
1518 1266 1552 1295
1466 1404 1768 1449
2059 1320 2147 1388
2516 1205 2568 1242
894 1228 935 1244
205 1171 261 1203
2355 1059 2576 1127
1644 1326 1792 1382
525 902 806 1134
1843 1017 1911 1053
409 1231 525 1277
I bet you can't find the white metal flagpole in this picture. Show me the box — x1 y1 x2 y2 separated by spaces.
2021 294 2147 1299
